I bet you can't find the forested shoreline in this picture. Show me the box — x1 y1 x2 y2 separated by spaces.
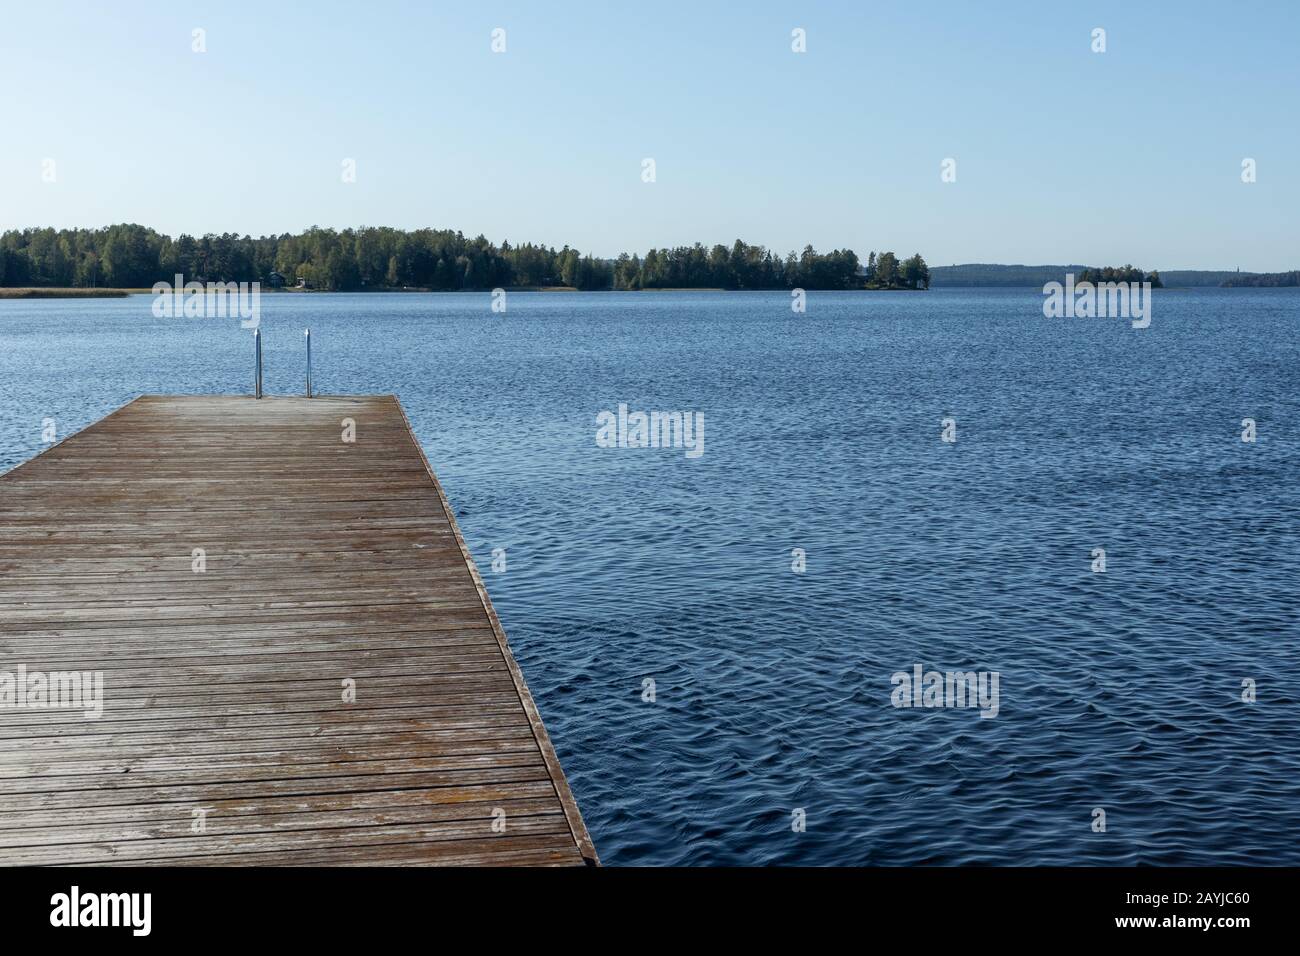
0 224 929 292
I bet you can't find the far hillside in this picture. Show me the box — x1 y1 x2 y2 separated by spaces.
1166 270 1260 287
928 264 1088 287
1220 270 1300 287
929 264 1256 288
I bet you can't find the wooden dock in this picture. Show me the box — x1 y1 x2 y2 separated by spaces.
0 395 596 866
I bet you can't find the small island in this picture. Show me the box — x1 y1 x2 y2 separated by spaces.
1075 265 1163 288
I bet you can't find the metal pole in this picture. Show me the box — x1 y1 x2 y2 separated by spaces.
305 328 313 398
254 328 263 399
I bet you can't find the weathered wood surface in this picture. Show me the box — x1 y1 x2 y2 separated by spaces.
0 395 596 866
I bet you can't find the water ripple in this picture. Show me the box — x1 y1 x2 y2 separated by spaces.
2 288 1297 864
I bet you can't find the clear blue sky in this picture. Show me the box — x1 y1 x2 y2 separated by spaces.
2 0 1296 270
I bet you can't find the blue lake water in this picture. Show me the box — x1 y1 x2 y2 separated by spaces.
2 288 1298 865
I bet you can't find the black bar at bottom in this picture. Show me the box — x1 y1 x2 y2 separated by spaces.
0 865 1284 942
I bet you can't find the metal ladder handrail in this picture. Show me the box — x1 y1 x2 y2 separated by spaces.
252 327 314 398
253 329 263 398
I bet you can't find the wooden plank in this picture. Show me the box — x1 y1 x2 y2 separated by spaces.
0 395 596 866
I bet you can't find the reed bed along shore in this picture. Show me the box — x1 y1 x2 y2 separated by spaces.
0 287 133 298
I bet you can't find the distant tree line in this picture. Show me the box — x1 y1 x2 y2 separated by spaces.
609 244 927 290
0 224 928 292
1076 265 1163 288
1219 270 1300 287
